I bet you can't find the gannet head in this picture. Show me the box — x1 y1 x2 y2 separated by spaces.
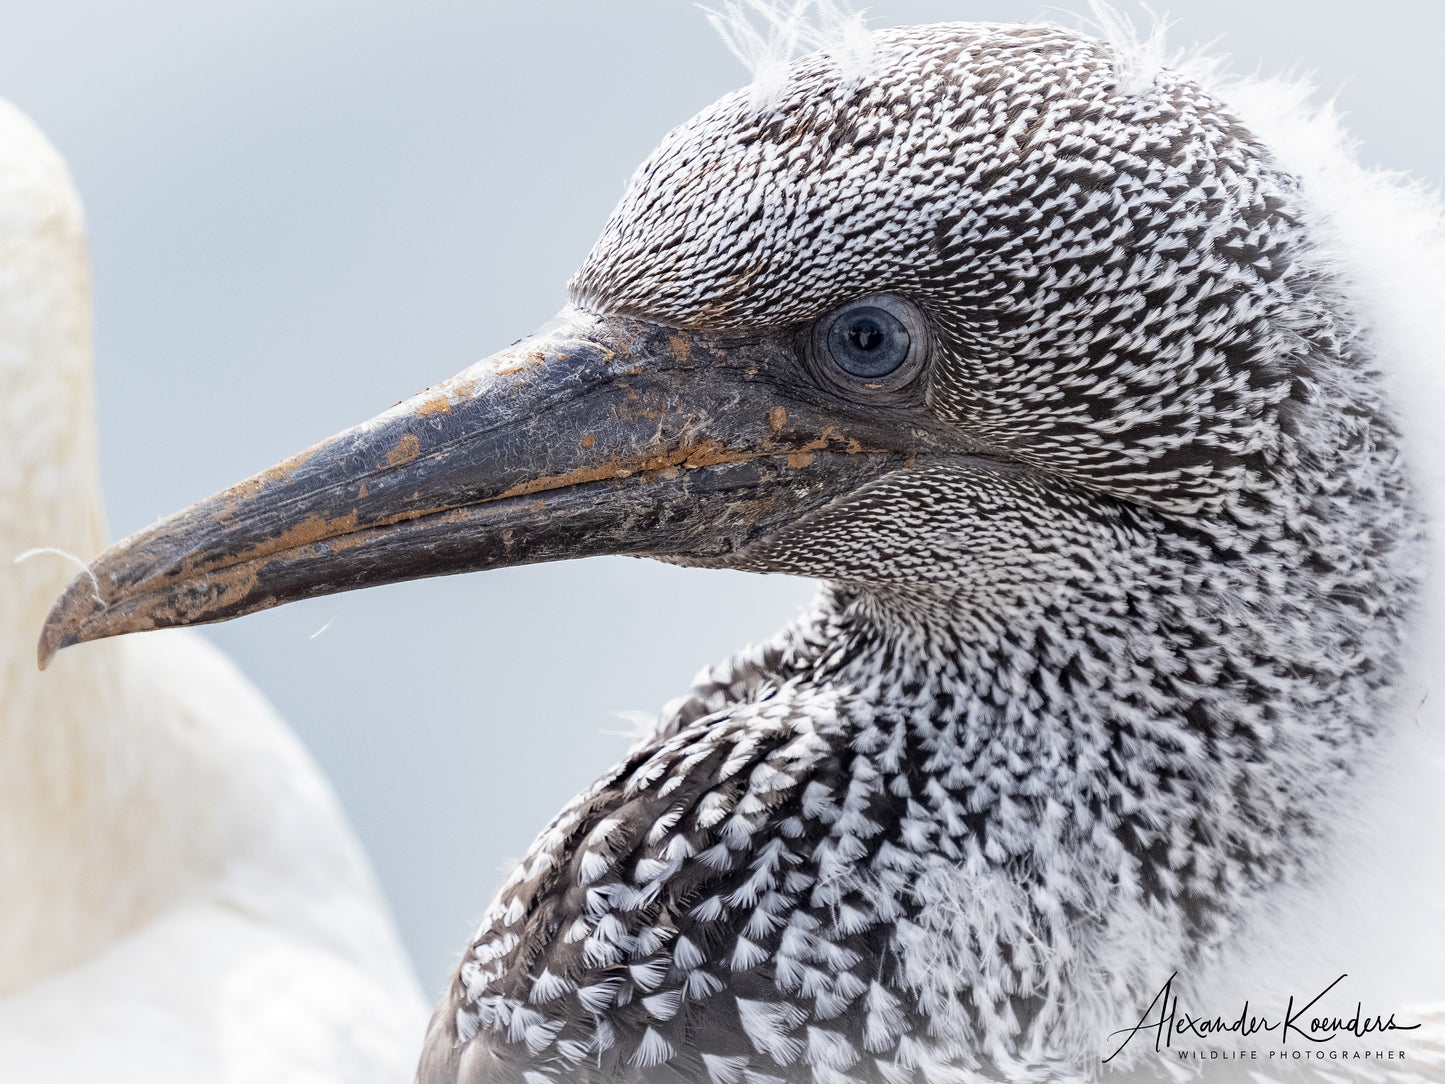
38 21 1417 700
34 15 1433 1080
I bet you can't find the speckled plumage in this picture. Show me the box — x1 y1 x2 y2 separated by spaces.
417 15 1436 1084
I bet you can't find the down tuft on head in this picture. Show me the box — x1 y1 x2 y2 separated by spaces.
1081 0 1173 96
702 0 875 109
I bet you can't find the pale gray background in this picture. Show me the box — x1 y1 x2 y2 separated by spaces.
1 0 1440 999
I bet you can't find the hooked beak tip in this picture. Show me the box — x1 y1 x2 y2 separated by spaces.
36 633 64 671
36 572 103 670
37 619 68 671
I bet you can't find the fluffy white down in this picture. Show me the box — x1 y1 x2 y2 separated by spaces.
987 7 1445 1072
1160 35 1445 1028
0 98 428 1082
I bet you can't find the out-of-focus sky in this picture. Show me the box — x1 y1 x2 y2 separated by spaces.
1 0 1440 998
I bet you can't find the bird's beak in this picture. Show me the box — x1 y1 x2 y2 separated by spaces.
38 308 912 668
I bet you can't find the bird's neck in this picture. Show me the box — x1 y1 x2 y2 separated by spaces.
680 442 1422 1053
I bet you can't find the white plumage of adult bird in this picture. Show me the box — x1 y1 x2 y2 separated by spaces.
26 3 1445 1082
0 98 428 1082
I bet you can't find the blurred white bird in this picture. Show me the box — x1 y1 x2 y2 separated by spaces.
0 98 428 1082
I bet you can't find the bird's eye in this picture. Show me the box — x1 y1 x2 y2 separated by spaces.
807 295 929 401
827 306 910 377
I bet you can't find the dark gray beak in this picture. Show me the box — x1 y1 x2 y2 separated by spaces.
38 308 915 668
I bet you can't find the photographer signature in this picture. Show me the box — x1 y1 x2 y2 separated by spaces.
1103 973 1420 1063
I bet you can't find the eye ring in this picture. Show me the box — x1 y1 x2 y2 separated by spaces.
807 295 930 401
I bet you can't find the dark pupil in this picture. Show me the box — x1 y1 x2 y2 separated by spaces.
827 305 909 379
847 319 886 352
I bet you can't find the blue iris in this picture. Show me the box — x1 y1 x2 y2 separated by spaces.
827 305 910 378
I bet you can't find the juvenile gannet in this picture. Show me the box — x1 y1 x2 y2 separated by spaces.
33 6 1445 1082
